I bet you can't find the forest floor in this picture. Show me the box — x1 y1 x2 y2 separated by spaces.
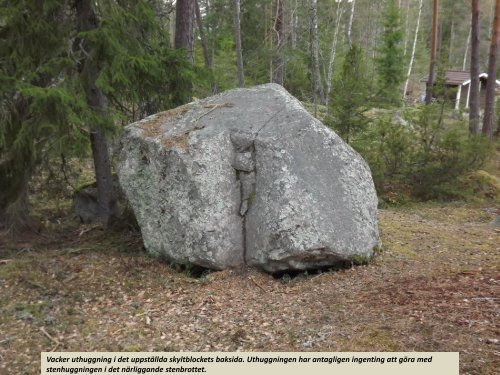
0 197 499 374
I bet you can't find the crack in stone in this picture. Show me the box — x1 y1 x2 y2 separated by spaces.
254 107 287 137
231 135 256 266
228 107 284 266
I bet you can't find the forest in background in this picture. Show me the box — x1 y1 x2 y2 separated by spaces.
1 0 499 234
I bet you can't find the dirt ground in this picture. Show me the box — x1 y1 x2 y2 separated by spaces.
0 201 498 374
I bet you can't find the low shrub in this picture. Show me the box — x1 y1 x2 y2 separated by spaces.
350 103 493 203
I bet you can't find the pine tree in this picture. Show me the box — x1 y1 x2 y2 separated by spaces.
469 0 481 134
272 0 285 86
425 0 439 105
376 0 405 107
482 0 500 139
175 0 195 63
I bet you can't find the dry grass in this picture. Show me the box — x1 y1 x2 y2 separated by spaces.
0 202 498 374
161 133 190 150
138 105 192 138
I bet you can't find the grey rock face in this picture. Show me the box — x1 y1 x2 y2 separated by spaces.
118 84 381 272
74 176 122 224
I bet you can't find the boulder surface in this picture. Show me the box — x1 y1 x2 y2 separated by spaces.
118 84 380 272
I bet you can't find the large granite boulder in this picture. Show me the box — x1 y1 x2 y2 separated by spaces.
118 84 381 272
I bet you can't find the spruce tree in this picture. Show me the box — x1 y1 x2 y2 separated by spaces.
0 0 190 231
376 0 405 107
326 44 370 144
0 0 86 232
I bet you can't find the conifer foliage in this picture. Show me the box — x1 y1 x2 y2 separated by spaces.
0 0 190 231
326 44 370 144
376 0 405 107
0 1 85 231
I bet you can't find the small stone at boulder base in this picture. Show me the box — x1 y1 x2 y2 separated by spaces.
118 84 381 272
74 175 124 224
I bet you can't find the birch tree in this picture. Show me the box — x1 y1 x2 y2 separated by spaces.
403 0 422 100
463 26 472 70
347 0 356 45
325 0 345 108
310 0 324 113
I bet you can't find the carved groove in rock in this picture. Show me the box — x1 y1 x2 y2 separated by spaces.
230 133 257 263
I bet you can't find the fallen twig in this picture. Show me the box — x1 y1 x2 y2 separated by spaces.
66 247 93 254
40 327 60 352
135 309 160 317
468 297 499 301
78 226 100 237
0 336 15 345
111 328 125 335
249 276 267 292
196 102 234 121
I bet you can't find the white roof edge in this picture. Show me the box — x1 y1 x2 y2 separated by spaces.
462 73 500 86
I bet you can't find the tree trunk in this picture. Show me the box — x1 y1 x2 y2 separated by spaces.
0 166 33 234
195 0 217 93
267 2 273 82
370 2 383 85
325 0 344 108
425 0 439 104
291 0 298 49
448 18 456 66
346 0 356 46
462 25 472 70
173 0 194 104
403 0 411 56
403 0 422 100
175 0 195 63
169 0 176 47
234 0 245 87
272 0 285 86
482 0 500 138
469 0 481 134
75 0 115 225
309 0 324 113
